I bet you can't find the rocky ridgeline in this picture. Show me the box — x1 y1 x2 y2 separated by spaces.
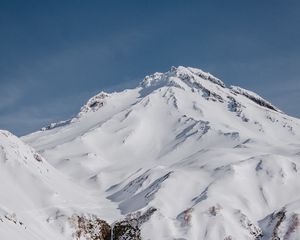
41 92 109 131
70 207 157 240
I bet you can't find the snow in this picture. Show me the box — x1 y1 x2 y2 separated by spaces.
2 66 300 239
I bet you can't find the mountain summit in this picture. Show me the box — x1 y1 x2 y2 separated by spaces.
2 66 300 239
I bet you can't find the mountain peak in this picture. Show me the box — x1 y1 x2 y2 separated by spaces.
140 66 225 89
39 66 282 133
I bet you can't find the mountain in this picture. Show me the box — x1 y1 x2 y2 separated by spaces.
2 66 300 239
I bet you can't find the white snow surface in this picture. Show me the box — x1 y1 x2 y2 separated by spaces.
2 66 300 239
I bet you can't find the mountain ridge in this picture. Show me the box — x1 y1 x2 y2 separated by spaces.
38 66 282 132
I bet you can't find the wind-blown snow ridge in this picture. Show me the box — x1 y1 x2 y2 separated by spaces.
230 85 282 113
41 66 281 132
4 65 300 239
140 65 281 114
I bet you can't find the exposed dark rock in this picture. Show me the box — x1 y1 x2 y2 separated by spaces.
177 208 193 227
237 210 263 239
227 96 249 122
230 86 280 113
33 153 43 162
79 92 109 116
70 214 111 240
112 207 157 240
70 208 157 240
270 208 286 240
112 220 141 240
41 119 72 131
181 66 226 88
171 68 224 103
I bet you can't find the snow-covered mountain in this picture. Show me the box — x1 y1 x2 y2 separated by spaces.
2 66 300 239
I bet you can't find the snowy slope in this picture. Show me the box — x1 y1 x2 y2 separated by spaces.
0 130 120 240
10 65 300 239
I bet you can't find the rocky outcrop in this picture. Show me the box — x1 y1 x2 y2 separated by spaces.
78 92 109 117
259 207 300 239
112 207 157 240
70 208 157 240
112 220 141 240
70 214 111 240
230 86 281 113
41 119 71 131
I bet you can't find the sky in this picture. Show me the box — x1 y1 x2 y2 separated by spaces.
0 0 300 136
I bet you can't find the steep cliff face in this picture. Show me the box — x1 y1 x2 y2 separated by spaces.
2 66 300 239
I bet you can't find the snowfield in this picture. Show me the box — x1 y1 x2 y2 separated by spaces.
2 66 300 239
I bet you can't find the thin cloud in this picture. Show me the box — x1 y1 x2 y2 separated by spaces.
0 84 23 111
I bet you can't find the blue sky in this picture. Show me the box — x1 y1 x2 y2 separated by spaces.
1 0 300 136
